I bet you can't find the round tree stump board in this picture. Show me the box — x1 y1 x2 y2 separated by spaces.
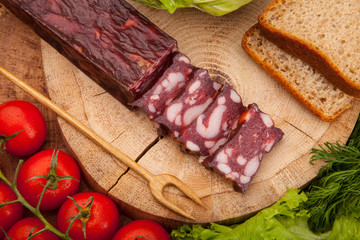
41 0 360 229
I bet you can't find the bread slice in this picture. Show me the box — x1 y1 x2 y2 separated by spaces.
258 0 360 97
242 24 353 122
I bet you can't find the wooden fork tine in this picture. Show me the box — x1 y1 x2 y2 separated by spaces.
149 183 196 220
164 175 204 207
149 174 203 219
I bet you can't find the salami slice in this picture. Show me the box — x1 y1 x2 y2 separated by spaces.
154 69 222 138
1 0 177 104
202 103 284 193
177 83 246 156
132 52 194 120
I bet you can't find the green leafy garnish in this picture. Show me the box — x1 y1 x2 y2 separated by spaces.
131 0 253 16
305 134 360 233
171 189 330 240
171 189 360 239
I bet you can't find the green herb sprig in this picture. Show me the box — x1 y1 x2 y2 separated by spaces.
305 116 360 233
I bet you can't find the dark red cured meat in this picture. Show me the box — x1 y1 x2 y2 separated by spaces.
177 83 246 156
154 69 222 138
1 0 177 104
202 103 284 193
131 52 194 119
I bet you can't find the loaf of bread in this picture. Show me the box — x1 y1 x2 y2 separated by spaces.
242 24 353 122
258 0 360 97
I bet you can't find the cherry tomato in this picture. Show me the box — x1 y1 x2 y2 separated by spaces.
17 149 81 211
57 192 120 240
4 217 61 240
0 181 24 240
112 219 170 240
0 100 47 157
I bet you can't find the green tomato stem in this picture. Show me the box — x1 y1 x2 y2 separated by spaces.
66 195 94 239
36 179 53 211
0 130 22 154
25 227 47 240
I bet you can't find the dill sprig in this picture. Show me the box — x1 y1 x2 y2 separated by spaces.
304 117 360 233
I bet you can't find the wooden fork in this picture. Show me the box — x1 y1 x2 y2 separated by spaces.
0 66 203 220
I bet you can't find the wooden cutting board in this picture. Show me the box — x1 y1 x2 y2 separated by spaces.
40 0 360 229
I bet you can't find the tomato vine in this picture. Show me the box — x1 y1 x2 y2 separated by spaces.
0 154 74 239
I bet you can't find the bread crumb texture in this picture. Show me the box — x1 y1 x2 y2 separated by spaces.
263 0 360 85
244 26 353 121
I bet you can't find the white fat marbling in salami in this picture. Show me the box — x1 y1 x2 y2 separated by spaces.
177 83 246 156
132 52 194 119
202 103 284 193
154 68 222 138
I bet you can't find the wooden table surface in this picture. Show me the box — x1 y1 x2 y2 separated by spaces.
0 3 132 228
1 0 360 231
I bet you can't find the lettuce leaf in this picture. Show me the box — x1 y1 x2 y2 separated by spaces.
327 212 360 240
131 0 253 16
191 0 253 16
171 189 360 240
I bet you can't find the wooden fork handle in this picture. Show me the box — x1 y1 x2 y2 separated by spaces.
0 66 154 181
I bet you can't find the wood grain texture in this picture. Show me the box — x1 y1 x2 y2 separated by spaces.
37 0 360 229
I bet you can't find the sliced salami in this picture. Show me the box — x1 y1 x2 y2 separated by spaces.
154 69 222 138
177 83 246 156
132 52 194 119
202 103 284 193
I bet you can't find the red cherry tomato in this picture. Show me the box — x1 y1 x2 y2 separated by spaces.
4 217 61 240
57 192 120 240
112 219 170 240
17 149 81 211
0 181 24 240
0 100 47 157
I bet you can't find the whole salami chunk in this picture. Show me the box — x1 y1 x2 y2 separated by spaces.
177 83 246 156
203 103 284 193
154 69 222 138
1 0 177 104
132 52 194 119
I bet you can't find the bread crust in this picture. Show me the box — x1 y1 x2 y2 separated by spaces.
258 0 360 97
241 24 353 122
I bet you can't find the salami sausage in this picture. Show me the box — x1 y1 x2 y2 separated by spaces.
154 69 222 138
177 83 246 156
132 52 194 120
202 103 284 193
1 0 177 104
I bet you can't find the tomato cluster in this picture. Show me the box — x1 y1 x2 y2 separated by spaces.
0 100 171 240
